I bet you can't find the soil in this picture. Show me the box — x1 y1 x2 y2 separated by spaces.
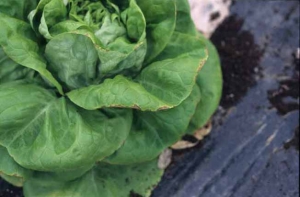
210 15 264 109
0 180 22 197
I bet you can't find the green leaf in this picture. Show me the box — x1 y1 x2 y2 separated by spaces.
121 0 146 41
28 0 51 33
0 48 34 84
154 0 203 62
97 37 147 79
95 0 147 79
187 35 223 134
35 164 95 183
136 0 176 63
0 83 132 171
24 159 163 197
154 32 207 61
49 20 89 37
0 13 36 41
0 146 32 187
68 75 169 110
0 13 63 94
174 0 198 36
68 54 206 111
0 174 25 187
0 0 38 20
94 14 126 46
38 0 68 39
28 0 66 37
105 85 201 164
45 33 99 90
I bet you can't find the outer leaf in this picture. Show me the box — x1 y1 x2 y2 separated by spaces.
0 146 32 187
0 0 38 20
174 0 198 36
0 174 25 187
24 159 163 197
67 54 206 111
32 164 95 183
0 13 63 94
0 13 36 40
152 1 222 134
0 83 132 171
154 0 202 62
187 36 223 134
135 0 176 64
105 85 201 164
155 32 207 62
68 75 169 110
0 48 34 84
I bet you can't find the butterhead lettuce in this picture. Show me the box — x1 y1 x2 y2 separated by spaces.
0 0 222 196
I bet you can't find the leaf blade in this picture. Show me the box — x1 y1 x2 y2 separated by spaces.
0 83 132 171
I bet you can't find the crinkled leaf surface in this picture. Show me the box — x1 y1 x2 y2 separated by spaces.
24 159 163 197
0 83 132 171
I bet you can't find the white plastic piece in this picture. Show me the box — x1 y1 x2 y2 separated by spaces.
189 0 232 38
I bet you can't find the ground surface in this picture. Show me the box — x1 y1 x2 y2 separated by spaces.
1 1 299 197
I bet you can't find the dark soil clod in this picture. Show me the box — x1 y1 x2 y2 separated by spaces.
268 53 299 115
211 15 264 109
